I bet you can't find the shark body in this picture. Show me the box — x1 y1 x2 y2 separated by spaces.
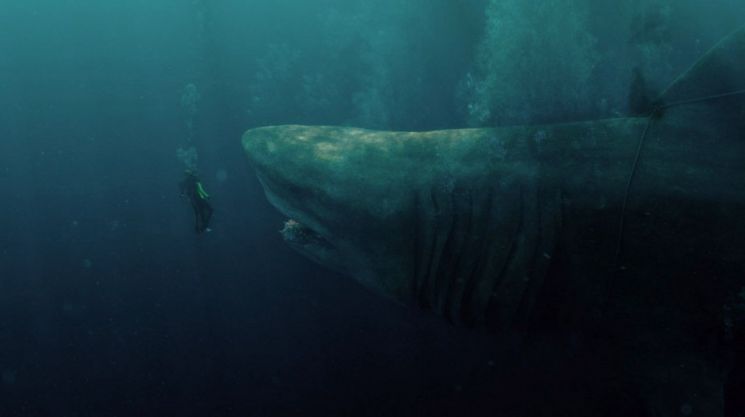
243 26 745 415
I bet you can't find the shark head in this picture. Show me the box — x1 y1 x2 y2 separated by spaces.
242 125 423 301
242 124 564 326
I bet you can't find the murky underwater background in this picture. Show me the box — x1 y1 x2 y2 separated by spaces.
1 1 744 416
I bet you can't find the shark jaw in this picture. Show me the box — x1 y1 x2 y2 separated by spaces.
253 168 344 275
244 127 414 301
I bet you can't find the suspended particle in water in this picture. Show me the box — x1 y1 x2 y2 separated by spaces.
82 259 93 269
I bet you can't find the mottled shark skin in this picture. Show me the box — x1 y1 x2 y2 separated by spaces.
244 27 745 415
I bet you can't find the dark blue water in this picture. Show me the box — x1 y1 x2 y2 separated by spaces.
1 1 744 416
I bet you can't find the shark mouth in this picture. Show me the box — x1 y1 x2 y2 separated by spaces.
278 218 342 272
279 218 331 249
254 173 335 250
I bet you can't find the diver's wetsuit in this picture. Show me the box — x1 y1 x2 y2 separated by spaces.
180 172 213 233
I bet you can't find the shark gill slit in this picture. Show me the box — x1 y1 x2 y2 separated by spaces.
512 185 548 329
446 189 478 323
485 185 526 327
458 187 497 325
441 188 475 323
413 188 437 307
447 188 486 325
467 184 518 323
433 187 460 316
436 187 461 316
416 186 442 310
419 186 444 309
515 187 562 329
410 192 422 299
425 184 454 313
494 184 541 327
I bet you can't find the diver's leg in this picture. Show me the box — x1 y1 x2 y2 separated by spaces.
196 200 211 233
204 201 214 225
192 201 204 233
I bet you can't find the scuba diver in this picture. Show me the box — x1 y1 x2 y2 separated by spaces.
180 170 213 233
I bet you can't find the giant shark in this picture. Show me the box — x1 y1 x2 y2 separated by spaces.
243 27 745 416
